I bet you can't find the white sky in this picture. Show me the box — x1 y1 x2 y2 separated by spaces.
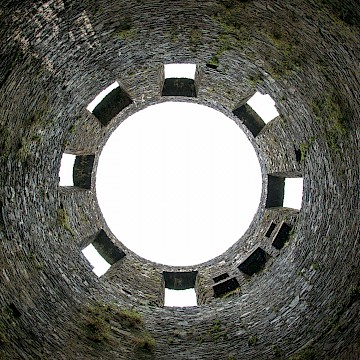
283 178 303 209
59 68 302 306
87 81 119 112
247 92 279 123
164 288 197 307
164 63 196 79
96 102 262 266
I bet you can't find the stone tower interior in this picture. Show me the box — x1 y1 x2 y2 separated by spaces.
0 0 359 359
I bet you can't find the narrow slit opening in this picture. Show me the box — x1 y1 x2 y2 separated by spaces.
265 222 277 238
213 273 229 283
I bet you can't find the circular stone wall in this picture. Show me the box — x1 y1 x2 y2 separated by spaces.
0 1 359 359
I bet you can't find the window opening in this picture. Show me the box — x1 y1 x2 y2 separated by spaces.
283 178 303 210
162 64 197 97
265 222 277 238
163 271 198 307
59 153 76 186
247 92 279 123
213 273 229 283
163 271 198 290
81 230 125 277
73 155 95 189
266 175 285 208
164 63 196 79
164 288 197 307
87 81 132 126
87 81 119 112
232 103 265 137
238 247 270 276
82 244 111 277
272 222 292 250
213 277 240 298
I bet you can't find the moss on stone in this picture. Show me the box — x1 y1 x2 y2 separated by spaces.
207 319 227 342
310 262 320 271
0 322 9 346
220 287 240 299
299 137 315 163
113 19 136 39
289 346 317 360
133 332 156 353
312 92 348 153
116 308 144 329
84 308 111 342
57 208 74 236
349 284 360 305
207 55 220 69
248 72 264 87
272 344 282 357
320 0 358 26
247 334 257 346
83 302 155 354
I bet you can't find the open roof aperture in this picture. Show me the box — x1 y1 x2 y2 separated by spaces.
96 102 262 266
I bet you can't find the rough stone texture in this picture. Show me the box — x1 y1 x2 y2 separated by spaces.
0 0 359 359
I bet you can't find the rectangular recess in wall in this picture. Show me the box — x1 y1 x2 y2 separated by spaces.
238 248 270 276
272 222 292 250
73 155 95 190
213 273 229 283
59 153 76 186
162 64 197 97
92 229 126 265
232 104 265 137
265 222 277 238
266 175 285 208
87 82 132 126
163 271 198 290
213 277 240 298
87 82 119 112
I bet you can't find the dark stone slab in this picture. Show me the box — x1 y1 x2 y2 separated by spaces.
163 271 198 290
162 78 197 97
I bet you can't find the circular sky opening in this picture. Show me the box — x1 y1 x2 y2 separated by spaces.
96 102 262 266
